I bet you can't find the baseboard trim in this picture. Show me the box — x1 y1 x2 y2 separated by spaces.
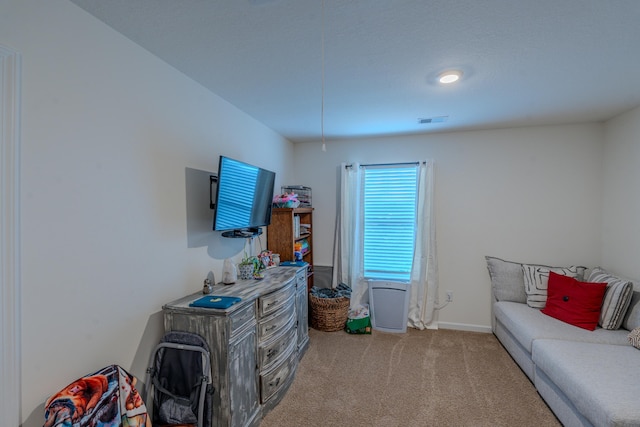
437 321 492 333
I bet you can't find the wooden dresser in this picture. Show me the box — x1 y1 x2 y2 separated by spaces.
162 265 308 427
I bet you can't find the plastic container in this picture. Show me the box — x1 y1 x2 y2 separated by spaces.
281 186 311 207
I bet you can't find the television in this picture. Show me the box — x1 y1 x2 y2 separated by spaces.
212 156 276 237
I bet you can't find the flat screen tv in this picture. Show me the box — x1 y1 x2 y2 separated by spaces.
212 156 275 237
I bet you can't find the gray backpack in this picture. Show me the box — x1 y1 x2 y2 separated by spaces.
146 331 213 427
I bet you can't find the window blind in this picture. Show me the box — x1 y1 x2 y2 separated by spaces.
362 164 418 281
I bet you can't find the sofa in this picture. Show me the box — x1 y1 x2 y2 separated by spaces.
487 256 640 427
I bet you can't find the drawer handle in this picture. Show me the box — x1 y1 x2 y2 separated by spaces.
267 348 279 359
266 299 279 307
269 377 281 387
265 325 277 332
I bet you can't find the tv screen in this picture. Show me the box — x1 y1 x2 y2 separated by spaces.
212 156 275 233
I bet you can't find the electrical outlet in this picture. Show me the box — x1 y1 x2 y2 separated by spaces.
446 290 454 302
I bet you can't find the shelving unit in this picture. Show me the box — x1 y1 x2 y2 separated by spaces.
267 207 314 289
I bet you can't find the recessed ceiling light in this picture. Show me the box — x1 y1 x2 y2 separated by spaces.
438 70 463 84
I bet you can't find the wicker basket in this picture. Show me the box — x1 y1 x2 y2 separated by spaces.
309 294 350 332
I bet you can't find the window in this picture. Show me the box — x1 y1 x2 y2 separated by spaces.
361 164 419 281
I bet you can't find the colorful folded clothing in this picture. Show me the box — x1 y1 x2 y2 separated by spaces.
310 283 352 299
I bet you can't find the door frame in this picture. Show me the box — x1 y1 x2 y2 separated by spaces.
1 44 22 427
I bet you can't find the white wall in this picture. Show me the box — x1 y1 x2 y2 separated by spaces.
294 124 604 330
602 106 640 281
1 1 293 425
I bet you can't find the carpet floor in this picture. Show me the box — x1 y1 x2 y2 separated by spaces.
261 327 560 427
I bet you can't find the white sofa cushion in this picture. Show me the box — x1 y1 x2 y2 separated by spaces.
532 339 640 427
494 301 629 353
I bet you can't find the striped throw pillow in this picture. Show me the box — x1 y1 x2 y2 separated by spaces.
522 264 586 309
588 267 634 330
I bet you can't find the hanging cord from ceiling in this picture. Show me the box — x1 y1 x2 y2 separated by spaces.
321 0 326 152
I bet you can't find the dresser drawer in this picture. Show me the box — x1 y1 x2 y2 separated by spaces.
258 281 296 318
258 319 297 370
258 294 295 341
295 269 307 289
259 341 297 404
229 302 256 336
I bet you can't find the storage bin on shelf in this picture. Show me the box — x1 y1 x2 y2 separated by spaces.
272 194 300 208
281 185 311 207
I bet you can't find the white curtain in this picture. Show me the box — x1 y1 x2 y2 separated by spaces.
407 160 439 329
331 162 368 307
333 160 439 324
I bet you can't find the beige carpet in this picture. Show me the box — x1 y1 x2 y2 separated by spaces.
261 328 560 427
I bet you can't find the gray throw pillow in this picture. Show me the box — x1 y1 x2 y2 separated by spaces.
623 289 640 331
485 256 526 303
588 267 634 330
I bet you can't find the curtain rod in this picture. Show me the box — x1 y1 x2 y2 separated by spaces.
345 161 424 169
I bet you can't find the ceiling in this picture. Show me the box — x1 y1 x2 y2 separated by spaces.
69 0 640 143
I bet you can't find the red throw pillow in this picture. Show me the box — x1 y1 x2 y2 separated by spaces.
541 272 607 330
